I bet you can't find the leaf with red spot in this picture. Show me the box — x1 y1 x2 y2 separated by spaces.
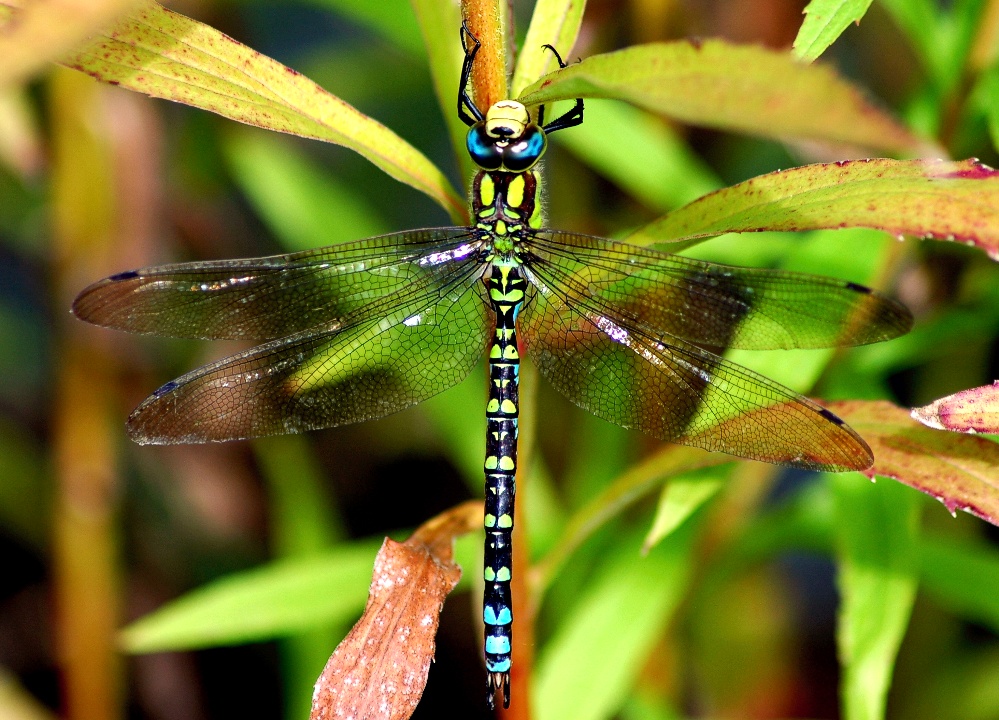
827 400 999 527
516 39 928 155
0 0 140 89
911 382 999 435
626 158 999 256
310 501 481 720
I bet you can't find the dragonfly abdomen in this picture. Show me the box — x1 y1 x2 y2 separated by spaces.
483 261 526 707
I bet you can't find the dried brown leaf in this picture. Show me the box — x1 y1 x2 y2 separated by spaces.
310 501 480 720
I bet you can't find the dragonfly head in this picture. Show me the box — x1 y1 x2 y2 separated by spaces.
467 100 548 172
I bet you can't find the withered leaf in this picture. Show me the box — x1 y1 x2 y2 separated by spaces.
311 500 480 720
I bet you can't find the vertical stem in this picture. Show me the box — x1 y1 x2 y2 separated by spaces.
461 0 510 110
50 67 122 720
50 67 161 720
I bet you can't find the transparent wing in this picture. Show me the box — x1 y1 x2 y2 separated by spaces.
519 276 873 472
126 256 490 444
522 230 912 350
73 228 483 340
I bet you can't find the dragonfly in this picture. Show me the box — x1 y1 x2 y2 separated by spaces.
73 24 912 709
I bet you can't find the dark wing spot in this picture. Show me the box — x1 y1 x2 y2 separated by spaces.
818 407 845 425
109 270 140 281
844 281 872 294
152 381 179 398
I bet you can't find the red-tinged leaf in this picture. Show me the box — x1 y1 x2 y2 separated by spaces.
911 382 999 434
516 40 927 155
0 0 140 89
626 158 999 255
60 1 466 222
310 501 481 720
827 400 999 527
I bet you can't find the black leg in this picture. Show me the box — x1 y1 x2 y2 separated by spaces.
458 21 484 127
539 43 584 135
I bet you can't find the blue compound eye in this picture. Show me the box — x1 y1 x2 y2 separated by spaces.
502 126 547 172
467 124 503 170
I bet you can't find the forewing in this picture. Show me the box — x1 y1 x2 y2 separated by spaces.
127 259 490 444
518 285 872 471
73 228 482 340
522 231 911 350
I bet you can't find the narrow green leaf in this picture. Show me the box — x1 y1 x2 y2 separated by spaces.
408 0 472 179
554 100 720 213
920 535 999 632
833 475 919 720
534 526 695 720
0 0 139 89
517 40 927 155
879 0 939 72
642 468 724 553
302 0 424 55
533 446 730 594
121 542 381 652
61 1 466 221
627 159 999 257
792 0 875 63
980 67 999 154
222 129 387 253
511 0 587 97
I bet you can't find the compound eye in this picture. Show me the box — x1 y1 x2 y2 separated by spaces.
466 124 503 170
502 126 547 172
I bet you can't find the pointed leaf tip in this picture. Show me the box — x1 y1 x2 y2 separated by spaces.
310 502 480 720
911 382 999 435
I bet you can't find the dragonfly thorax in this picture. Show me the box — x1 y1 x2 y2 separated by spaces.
473 169 543 259
467 100 548 172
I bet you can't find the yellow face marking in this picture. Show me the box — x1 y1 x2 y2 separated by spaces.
485 100 529 139
494 220 507 235
506 174 525 208
479 174 495 206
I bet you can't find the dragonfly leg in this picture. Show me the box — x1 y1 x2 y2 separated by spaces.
538 43 584 134
458 21 485 126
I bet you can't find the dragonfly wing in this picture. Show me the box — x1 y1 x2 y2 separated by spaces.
523 231 911 350
518 285 872 471
73 228 482 340
127 259 490 444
